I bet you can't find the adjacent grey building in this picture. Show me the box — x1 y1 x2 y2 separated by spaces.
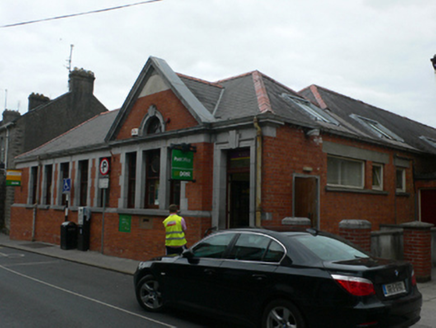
0 68 108 233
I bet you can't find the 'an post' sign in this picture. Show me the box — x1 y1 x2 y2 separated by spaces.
171 149 194 181
6 170 22 186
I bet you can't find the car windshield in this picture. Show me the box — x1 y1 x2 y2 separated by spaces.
293 235 369 261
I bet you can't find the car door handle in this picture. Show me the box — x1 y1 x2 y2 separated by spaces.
204 268 215 275
252 274 267 281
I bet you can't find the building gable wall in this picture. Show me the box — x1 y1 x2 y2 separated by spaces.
115 89 199 140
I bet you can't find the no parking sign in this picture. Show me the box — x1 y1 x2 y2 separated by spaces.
99 158 110 176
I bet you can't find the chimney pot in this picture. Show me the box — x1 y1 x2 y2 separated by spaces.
28 93 50 111
69 68 95 94
2 109 21 123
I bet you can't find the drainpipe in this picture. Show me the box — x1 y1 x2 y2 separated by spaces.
253 117 262 227
32 156 41 241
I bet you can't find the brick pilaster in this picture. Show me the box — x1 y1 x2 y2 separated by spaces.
401 221 434 282
339 219 372 252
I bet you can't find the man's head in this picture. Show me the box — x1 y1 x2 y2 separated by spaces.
169 204 178 214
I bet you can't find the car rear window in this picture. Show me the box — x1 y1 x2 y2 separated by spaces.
227 233 285 262
293 235 369 261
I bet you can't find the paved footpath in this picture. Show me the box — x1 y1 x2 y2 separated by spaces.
1 233 435 327
413 273 436 328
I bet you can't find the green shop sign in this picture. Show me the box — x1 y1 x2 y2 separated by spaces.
119 214 131 233
171 149 194 181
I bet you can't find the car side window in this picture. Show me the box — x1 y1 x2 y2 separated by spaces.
228 233 282 262
192 233 235 259
263 240 285 262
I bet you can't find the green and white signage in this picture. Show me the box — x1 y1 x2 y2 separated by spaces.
119 214 131 233
171 149 194 181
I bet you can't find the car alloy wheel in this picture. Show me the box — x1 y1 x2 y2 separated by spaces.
262 299 305 328
136 275 164 312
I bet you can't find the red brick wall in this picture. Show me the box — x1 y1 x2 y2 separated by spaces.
10 206 33 241
260 125 417 234
116 89 198 140
185 142 214 211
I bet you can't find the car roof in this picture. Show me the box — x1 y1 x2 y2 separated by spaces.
213 227 312 240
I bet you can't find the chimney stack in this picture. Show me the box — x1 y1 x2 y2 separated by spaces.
28 93 50 111
69 68 95 94
2 109 21 123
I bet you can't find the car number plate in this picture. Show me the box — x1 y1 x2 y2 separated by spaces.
382 281 406 297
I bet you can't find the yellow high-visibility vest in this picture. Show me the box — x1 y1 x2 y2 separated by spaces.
163 215 187 247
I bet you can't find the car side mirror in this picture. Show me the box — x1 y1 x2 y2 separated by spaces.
182 249 199 264
182 249 194 259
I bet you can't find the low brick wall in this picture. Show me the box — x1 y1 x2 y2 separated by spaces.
339 219 371 252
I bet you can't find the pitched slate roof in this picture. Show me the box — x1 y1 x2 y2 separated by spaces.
300 85 436 155
15 56 436 163
16 110 119 161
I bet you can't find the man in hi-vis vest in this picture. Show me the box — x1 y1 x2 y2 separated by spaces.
163 204 187 255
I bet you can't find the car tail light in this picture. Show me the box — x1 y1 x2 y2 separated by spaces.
331 274 375 296
411 270 416 286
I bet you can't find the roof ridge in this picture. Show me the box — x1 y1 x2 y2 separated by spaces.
215 71 257 83
176 73 223 88
257 72 301 97
252 71 273 114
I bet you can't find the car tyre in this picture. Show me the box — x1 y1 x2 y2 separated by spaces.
135 274 165 312
262 299 305 328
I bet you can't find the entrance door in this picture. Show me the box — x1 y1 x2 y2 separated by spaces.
227 148 250 228
228 173 250 228
294 176 318 229
420 189 436 225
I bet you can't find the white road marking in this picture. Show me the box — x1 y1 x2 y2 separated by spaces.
0 251 25 258
0 264 175 328
4 260 62 267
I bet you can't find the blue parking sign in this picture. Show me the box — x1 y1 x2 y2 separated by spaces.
62 178 71 193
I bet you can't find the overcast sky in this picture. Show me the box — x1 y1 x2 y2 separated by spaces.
1 0 436 127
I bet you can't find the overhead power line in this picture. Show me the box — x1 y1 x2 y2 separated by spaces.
0 0 162 28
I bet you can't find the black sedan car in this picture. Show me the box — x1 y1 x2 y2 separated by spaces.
134 228 422 328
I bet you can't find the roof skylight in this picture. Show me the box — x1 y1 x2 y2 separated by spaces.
281 93 339 125
420 136 436 148
350 114 404 142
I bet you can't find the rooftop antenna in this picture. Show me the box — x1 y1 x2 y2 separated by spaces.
66 44 74 72
4 89 7 110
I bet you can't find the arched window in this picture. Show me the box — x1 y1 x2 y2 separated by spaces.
146 116 162 135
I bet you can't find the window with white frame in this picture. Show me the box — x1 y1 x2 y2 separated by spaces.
396 168 406 192
60 162 69 206
126 152 137 208
327 156 364 188
144 149 160 208
44 164 53 205
78 160 89 206
372 164 383 190
29 166 38 205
